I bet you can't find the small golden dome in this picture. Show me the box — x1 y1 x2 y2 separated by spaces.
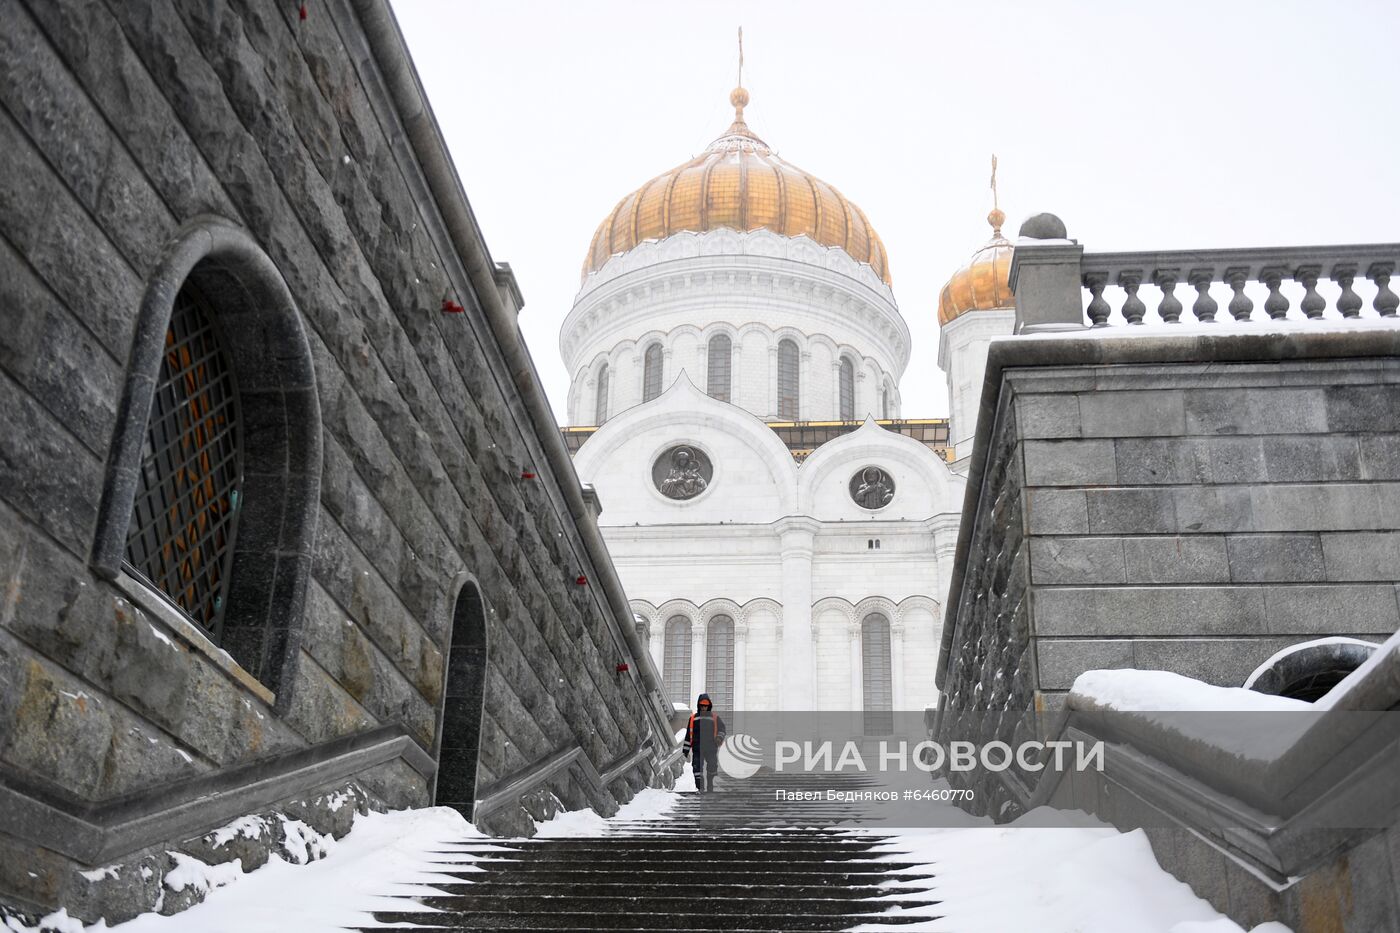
582 89 891 285
937 212 1014 326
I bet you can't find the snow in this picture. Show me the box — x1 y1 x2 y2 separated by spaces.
69 776 1289 932
77 867 119 883
321 791 353 813
207 816 265 849
1005 315 1400 341
1243 636 1379 689
531 786 680 837
1070 669 1315 762
162 853 242 895
1071 669 1312 713
3 908 88 932
277 818 332 865
100 807 481 932
858 809 1291 933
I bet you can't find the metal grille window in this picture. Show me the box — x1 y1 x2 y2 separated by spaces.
862 613 894 735
595 363 609 424
707 334 732 402
663 616 692 706
642 343 664 402
125 286 243 636
777 339 800 419
705 615 735 712
839 357 855 420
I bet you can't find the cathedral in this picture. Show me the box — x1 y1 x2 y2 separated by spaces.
560 81 1014 714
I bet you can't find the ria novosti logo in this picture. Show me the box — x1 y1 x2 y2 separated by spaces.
715 735 1106 780
717 733 764 779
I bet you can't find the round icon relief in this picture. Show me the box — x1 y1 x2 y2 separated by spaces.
652 446 714 500
849 466 895 510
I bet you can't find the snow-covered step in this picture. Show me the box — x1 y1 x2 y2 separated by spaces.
367 775 939 931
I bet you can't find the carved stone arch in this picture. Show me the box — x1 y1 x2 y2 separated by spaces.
738 598 784 630
735 321 772 345
585 350 612 375
699 598 744 627
771 324 808 347
812 596 856 629
895 595 941 624
854 596 901 626
635 329 669 351
656 598 701 625
807 332 840 357
629 599 659 638
93 215 321 704
666 322 704 343
613 337 640 361
700 321 742 344
829 342 862 366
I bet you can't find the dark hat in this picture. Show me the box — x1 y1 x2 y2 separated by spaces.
697 693 712 708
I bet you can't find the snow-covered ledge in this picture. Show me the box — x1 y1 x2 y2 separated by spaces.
1034 630 1400 931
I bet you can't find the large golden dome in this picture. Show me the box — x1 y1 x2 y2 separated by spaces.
937 209 1013 326
582 88 891 285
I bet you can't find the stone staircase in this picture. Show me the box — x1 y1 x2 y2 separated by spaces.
364 772 940 931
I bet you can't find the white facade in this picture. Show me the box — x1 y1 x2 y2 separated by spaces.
936 307 1016 472
562 229 909 426
571 374 963 714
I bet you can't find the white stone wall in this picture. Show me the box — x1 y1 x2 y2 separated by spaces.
936 308 1015 471
576 379 963 713
562 229 910 425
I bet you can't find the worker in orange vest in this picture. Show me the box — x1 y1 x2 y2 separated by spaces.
683 693 727 793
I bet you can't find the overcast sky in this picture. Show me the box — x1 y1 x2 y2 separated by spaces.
393 1 1399 421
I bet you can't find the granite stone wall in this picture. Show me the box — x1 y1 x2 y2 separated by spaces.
1013 355 1400 702
0 0 671 923
936 331 1400 813
940 341 1400 710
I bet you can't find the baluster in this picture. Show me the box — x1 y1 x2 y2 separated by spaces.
1260 267 1289 320
1189 268 1218 322
1294 265 1325 319
1154 269 1183 323
1084 272 1111 327
1328 263 1359 318
1369 262 1399 317
1224 267 1254 321
1118 270 1146 324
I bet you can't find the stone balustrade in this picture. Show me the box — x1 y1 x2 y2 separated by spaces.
1009 214 1400 331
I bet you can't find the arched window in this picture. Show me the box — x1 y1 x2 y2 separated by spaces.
705 615 735 712
862 613 893 734
663 616 692 706
124 286 243 636
94 219 321 696
777 338 800 419
882 387 891 420
437 580 488 814
642 343 664 402
839 357 855 421
707 334 732 402
594 363 609 424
